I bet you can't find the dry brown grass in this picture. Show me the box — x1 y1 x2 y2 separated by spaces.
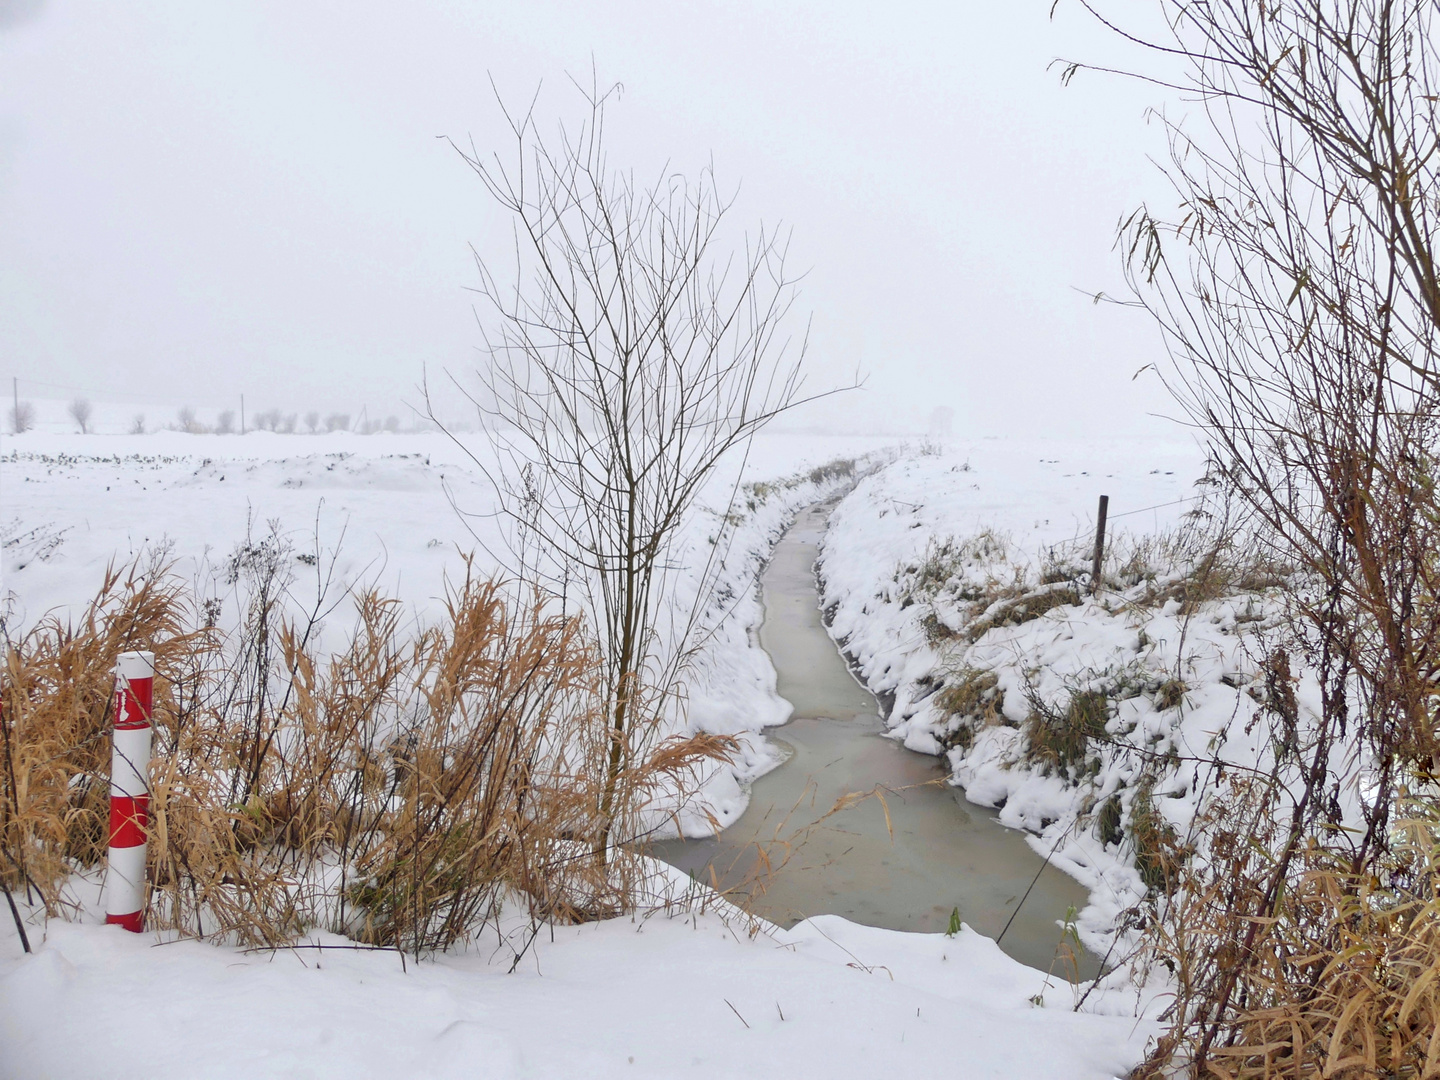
1024 688 1111 778
964 582 1080 642
1 560 196 913
2 554 731 956
1137 789 1440 1080
934 667 1005 751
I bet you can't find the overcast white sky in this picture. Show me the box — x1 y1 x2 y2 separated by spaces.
1 1 1186 436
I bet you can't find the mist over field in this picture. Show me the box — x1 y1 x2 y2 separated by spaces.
0 1 1181 438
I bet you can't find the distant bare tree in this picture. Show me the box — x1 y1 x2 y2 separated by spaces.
279 413 297 434
215 410 235 435
68 398 92 434
177 406 203 434
324 413 350 433
130 413 146 435
432 81 832 862
383 415 399 433
304 411 320 433
9 401 34 434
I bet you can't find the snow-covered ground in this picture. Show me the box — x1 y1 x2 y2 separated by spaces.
1 900 1151 1080
2 427 1211 1078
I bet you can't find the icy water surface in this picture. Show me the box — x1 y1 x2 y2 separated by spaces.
653 500 1100 979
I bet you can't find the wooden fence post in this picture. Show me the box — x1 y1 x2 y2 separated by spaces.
1090 495 1109 595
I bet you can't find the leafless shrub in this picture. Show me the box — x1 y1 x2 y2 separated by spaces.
324 413 350 433
67 398 91 434
215 411 235 435
430 76 838 865
1137 786 1440 1080
9 401 34 435
129 414 146 435
304 411 320 433
1066 3 1440 1067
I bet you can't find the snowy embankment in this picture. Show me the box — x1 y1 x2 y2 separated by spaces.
816 439 1286 967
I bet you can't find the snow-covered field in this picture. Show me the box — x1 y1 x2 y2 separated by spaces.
2 426 1220 1078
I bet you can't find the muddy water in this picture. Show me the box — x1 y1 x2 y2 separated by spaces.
653 500 1099 979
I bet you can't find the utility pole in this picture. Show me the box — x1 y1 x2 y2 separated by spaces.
240 394 245 435
11 378 16 433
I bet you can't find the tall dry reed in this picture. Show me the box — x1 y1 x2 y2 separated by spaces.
1136 783 1440 1079
2 549 732 956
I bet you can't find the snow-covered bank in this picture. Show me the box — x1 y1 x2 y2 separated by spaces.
814 438 1282 965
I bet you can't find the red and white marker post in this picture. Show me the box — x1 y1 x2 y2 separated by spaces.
104 651 154 932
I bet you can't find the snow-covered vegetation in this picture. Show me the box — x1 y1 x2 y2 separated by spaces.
812 442 1285 968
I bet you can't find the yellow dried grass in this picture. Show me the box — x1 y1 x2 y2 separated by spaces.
2 555 733 954
1138 791 1440 1080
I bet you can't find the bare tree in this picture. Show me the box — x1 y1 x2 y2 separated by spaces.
1067 0 1440 1070
177 406 202 434
324 413 350 433
304 410 320 433
215 410 235 435
130 413 146 435
430 82 833 862
68 398 92 434
9 401 34 434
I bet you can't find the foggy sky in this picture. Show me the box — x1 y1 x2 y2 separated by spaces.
0 1 1186 436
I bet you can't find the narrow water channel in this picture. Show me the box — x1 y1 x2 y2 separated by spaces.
653 499 1100 979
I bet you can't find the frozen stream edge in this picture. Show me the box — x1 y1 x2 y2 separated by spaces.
654 498 1101 979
